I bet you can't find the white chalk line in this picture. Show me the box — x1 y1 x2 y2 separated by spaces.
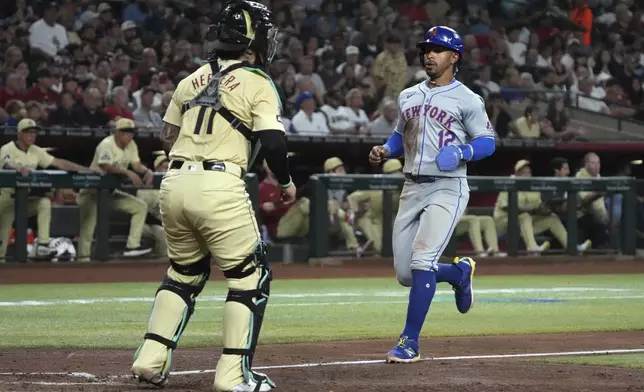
1 348 643 386
0 287 640 307
197 295 644 310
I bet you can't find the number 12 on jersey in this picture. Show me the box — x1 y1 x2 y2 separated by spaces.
437 130 456 148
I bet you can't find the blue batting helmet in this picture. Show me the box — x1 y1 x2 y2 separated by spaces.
416 26 463 55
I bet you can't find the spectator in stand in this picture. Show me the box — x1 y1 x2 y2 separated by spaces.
26 100 47 124
339 88 370 134
509 105 542 139
28 2 69 59
474 65 501 100
290 92 329 135
133 71 162 110
48 91 77 126
112 53 131 79
3 100 27 126
130 47 158 90
0 72 26 109
72 87 110 128
61 75 82 102
368 98 398 136
319 91 354 135
157 91 173 116
570 0 592 46
505 27 527 67
542 98 585 140
604 79 636 117
95 58 113 93
295 75 323 107
500 67 528 104
334 61 362 99
104 86 134 121
372 34 408 100
485 93 514 138
317 50 342 93
133 88 162 129
295 55 327 103
24 68 57 110
575 77 611 114
1 47 24 81
336 46 366 80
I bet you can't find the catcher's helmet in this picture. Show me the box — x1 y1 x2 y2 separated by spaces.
211 0 278 65
416 26 463 55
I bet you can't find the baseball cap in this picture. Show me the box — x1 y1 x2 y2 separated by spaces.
345 46 359 56
17 119 41 132
514 159 530 173
115 118 137 132
79 10 99 25
18 118 42 132
97 2 111 13
296 91 315 108
324 157 344 172
121 20 137 31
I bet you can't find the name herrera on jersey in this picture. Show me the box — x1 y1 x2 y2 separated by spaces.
191 73 240 91
402 104 457 130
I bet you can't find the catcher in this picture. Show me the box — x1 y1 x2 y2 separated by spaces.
130 1 294 391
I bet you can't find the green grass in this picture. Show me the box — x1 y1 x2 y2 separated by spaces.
1 274 644 349
540 354 644 369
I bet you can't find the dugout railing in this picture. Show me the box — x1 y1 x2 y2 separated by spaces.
308 174 643 259
0 170 260 263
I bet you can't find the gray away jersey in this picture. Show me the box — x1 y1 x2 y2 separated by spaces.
394 80 495 178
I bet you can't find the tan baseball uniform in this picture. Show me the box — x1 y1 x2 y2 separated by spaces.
0 141 54 259
76 135 148 259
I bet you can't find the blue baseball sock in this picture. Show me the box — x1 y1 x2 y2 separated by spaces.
401 269 436 341
436 263 463 286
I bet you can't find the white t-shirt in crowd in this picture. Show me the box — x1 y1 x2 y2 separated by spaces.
506 41 527 66
337 106 369 129
577 95 610 114
29 19 69 57
320 104 354 133
369 115 396 136
290 110 330 135
474 79 501 98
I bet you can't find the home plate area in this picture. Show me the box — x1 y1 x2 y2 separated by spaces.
1 332 643 392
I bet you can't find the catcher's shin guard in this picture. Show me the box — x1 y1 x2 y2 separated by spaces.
131 255 211 387
214 243 275 392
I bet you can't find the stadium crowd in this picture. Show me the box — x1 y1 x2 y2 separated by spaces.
0 0 642 140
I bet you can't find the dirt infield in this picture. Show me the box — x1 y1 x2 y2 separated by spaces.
1 332 644 391
1 256 644 391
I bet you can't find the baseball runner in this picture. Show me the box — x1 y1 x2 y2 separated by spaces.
130 1 295 391
368 26 496 363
